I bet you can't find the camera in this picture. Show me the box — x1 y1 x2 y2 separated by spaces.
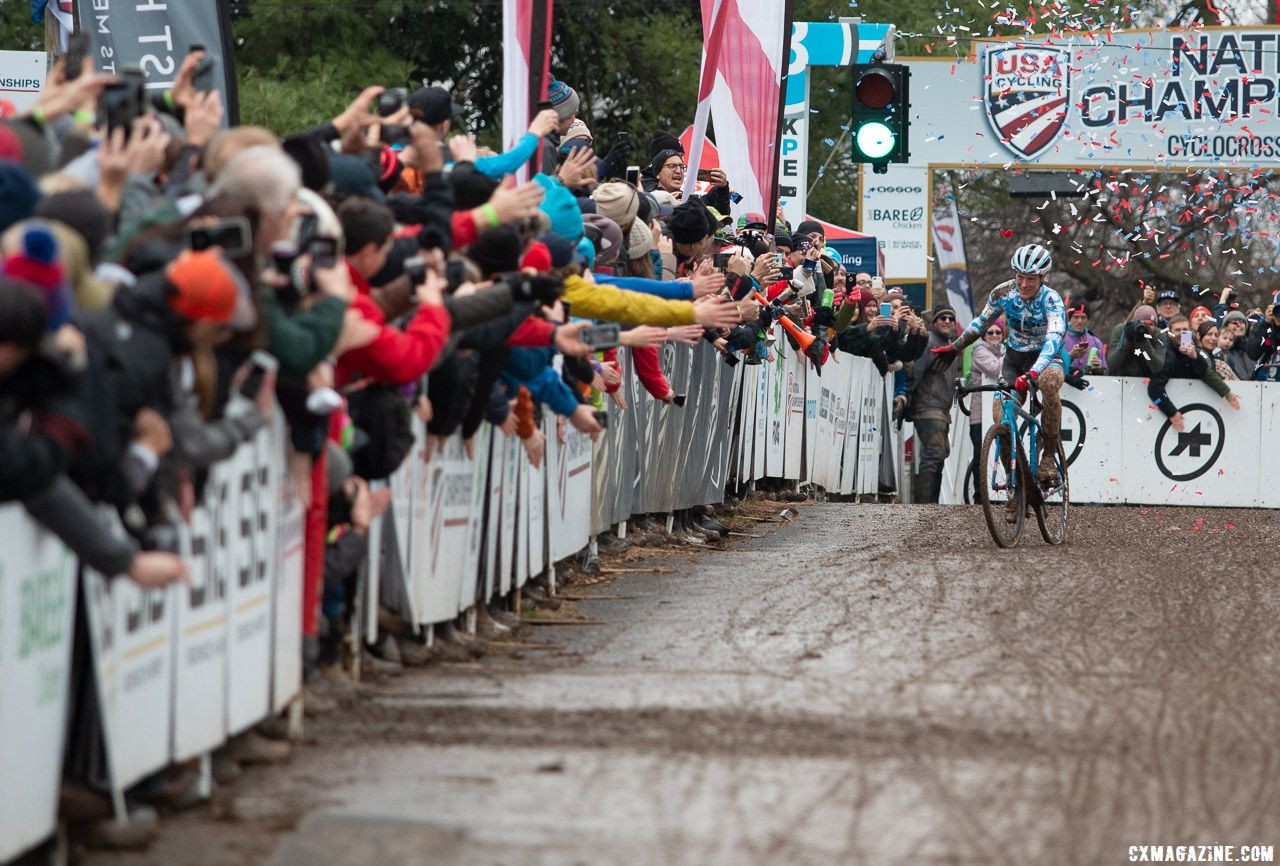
100 68 147 141
580 324 621 350
189 46 216 93
308 236 339 269
238 350 279 400
378 87 409 117
712 252 731 270
404 257 427 286
186 217 252 258
779 265 795 282
64 32 90 81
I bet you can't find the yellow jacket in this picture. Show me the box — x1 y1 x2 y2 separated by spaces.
561 274 696 326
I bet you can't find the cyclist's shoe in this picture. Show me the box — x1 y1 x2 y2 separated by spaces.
1036 457 1060 487
1004 498 1019 523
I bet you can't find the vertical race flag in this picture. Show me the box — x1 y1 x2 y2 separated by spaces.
76 0 240 124
684 0 795 223
503 0 554 183
931 177 976 323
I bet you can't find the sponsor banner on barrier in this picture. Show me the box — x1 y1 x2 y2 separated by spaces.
764 349 786 476
784 353 805 480
499 431 520 596
222 442 272 736
112 579 175 788
464 426 490 606
837 358 866 495
549 423 593 563
857 362 884 495
1059 377 1125 505
802 361 818 482
173 507 227 761
483 433 504 602
524 450 547 586
0 508 76 863
753 357 768 481
1119 378 1262 507
811 363 839 490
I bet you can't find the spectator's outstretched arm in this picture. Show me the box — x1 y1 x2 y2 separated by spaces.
1147 352 1179 418
475 132 541 178
597 274 694 300
23 475 139 577
561 274 697 326
266 294 347 381
343 299 451 386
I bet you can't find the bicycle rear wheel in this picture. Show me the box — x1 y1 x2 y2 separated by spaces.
979 422 1024 548
1035 440 1069 545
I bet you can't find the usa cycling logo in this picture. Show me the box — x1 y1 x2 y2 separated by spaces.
984 45 1071 160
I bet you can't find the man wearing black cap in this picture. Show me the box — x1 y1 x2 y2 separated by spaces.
908 303 961 503
1154 288 1180 328
409 86 465 135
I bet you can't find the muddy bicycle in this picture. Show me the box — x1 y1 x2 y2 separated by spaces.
955 377 1068 547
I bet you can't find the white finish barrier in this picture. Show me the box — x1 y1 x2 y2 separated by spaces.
942 376 1274 507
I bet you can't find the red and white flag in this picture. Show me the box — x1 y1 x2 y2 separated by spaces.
683 0 794 223
502 0 553 183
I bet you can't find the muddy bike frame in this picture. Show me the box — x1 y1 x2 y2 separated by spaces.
957 376 1043 475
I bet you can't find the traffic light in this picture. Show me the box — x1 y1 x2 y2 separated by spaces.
850 62 910 173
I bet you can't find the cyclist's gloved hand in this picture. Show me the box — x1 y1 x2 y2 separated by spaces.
1014 370 1039 394
930 343 959 371
1065 367 1089 390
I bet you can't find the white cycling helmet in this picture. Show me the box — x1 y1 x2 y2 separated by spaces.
1011 243 1052 276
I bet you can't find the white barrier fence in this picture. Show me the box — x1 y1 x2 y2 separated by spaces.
942 377 1279 508
12 347 1271 861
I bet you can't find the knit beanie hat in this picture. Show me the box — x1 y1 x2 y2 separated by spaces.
648 148 682 177
521 241 552 273
0 162 41 234
545 79 580 121
327 154 385 203
466 226 523 278
165 249 243 324
795 219 824 240
582 214 624 267
576 236 596 269
534 174 583 243
649 190 677 215
282 134 333 193
931 303 956 320
449 162 502 210
34 188 113 264
539 232 578 268
774 229 793 250
669 199 713 245
559 119 593 153
592 182 639 230
1131 304 1157 322
3 221 72 331
649 129 683 158
627 219 654 260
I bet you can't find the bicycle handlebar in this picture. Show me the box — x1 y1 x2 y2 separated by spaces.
955 376 1038 417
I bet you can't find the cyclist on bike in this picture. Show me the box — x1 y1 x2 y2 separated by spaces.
931 243 1066 484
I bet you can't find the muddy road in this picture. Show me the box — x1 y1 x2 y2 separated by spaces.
90 503 1280 866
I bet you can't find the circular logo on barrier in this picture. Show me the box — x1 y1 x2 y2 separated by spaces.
1153 403 1225 482
1060 399 1086 467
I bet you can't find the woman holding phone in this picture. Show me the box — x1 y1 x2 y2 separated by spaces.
967 318 1006 501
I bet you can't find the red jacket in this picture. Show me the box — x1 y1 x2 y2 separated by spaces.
630 346 672 400
336 261 451 387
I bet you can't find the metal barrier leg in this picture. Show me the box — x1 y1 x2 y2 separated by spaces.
616 522 626 540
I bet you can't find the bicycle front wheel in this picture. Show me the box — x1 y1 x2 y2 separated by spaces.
1035 440 1069 545
979 422 1024 548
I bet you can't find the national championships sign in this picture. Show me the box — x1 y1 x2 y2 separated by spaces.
906 27 1280 169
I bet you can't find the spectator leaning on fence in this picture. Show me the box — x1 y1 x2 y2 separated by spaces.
1245 292 1280 381
1147 315 1241 431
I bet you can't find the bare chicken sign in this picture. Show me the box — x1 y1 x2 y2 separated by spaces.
907 27 1280 168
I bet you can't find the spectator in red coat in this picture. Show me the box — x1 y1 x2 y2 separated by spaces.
334 198 451 386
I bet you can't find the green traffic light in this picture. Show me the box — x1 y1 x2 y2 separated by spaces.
855 120 895 160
